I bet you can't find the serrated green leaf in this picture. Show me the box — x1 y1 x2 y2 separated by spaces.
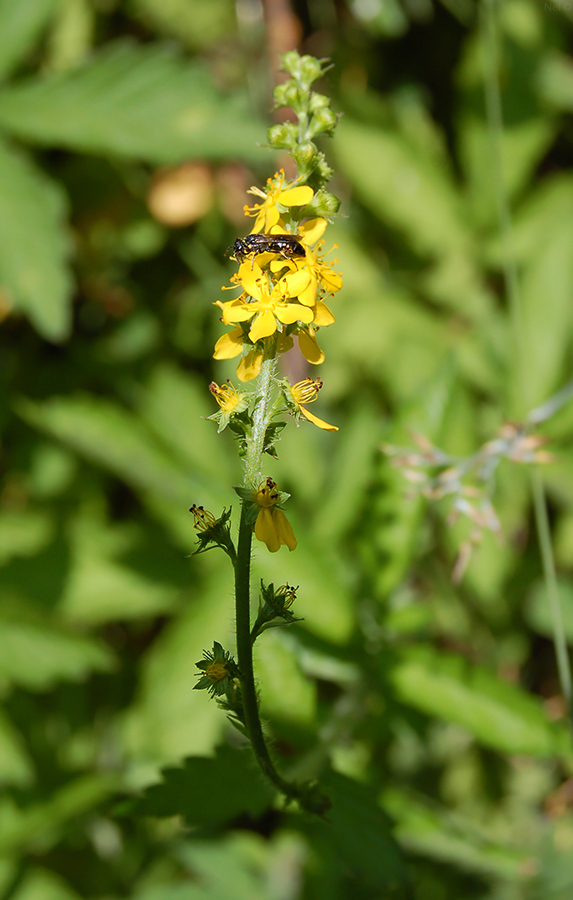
134 744 273 825
0 0 58 82
0 138 72 340
389 646 561 756
0 42 268 163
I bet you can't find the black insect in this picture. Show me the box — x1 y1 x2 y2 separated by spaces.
229 232 306 264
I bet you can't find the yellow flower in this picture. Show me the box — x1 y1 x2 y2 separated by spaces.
254 477 297 553
207 380 248 431
271 219 343 309
285 378 338 431
244 170 314 233
215 264 313 343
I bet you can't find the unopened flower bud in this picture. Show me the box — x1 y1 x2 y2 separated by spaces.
273 81 302 109
307 107 338 138
267 122 298 149
304 188 340 217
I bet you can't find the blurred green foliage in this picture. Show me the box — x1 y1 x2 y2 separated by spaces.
2 0 573 897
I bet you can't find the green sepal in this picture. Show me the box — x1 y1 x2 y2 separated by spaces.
263 421 286 458
251 580 303 643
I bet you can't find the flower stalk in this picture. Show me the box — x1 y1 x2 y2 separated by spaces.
191 50 341 812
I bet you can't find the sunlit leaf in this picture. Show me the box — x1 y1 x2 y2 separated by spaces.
0 42 268 163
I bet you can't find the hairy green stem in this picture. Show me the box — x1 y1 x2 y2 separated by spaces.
234 505 301 799
233 339 310 803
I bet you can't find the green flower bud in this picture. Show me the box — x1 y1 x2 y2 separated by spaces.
307 108 339 139
267 122 298 149
304 187 340 218
309 93 331 112
280 51 325 91
273 81 302 109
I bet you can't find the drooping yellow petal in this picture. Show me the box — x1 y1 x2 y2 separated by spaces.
213 327 244 359
273 509 297 551
298 329 325 365
236 348 263 382
300 217 327 245
313 300 335 326
249 309 277 342
277 185 314 207
300 406 338 432
255 508 281 552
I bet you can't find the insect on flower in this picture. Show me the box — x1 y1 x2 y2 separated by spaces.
229 233 306 265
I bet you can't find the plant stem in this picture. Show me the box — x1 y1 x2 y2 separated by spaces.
233 339 312 803
234 504 302 799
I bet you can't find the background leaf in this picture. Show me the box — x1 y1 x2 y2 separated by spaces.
0 138 72 339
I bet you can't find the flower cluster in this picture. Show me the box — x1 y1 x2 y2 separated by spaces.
213 171 342 383
192 50 341 812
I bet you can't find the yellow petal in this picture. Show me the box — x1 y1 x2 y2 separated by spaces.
300 217 327 244
298 329 325 365
298 275 318 307
239 265 266 299
273 509 297 551
213 327 244 359
277 185 314 207
300 406 338 432
281 269 311 297
320 270 343 292
255 508 281 552
276 303 313 325
249 309 277 342
262 206 280 230
236 348 263 382
216 298 255 324
313 300 335 327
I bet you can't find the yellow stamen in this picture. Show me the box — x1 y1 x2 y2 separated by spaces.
189 504 217 531
205 661 229 682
